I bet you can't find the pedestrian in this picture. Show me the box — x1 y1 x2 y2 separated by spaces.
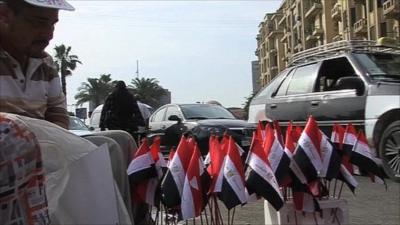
100 81 145 138
0 0 135 224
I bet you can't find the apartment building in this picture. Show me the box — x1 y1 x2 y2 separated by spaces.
255 0 400 87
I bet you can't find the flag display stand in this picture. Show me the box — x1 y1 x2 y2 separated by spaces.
264 199 349 225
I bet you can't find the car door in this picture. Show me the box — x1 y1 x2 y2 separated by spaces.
308 56 366 132
163 105 186 148
148 106 167 135
266 62 319 126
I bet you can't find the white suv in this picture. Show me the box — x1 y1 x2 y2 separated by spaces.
248 40 400 182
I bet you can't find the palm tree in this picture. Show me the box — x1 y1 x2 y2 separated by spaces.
74 74 114 107
53 44 82 95
129 77 166 107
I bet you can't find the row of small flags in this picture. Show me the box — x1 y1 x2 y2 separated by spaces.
126 116 386 222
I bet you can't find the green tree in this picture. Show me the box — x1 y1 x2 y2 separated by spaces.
243 92 256 119
129 77 166 108
74 74 114 107
53 44 82 95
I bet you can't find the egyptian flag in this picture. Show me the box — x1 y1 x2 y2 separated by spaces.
131 137 165 205
331 124 353 171
167 148 175 167
292 184 320 212
350 132 386 184
181 144 210 220
245 133 284 211
206 135 227 194
320 130 341 180
331 124 358 192
127 138 157 184
255 120 266 141
218 136 247 210
292 116 324 183
161 136 195 208
337 164 358 193
141 136 168 205
273 120 284 146
284 122 307 185
264 123 291 185
343 123 357 156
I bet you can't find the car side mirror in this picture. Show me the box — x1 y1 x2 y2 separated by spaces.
334 76 365 96
168 115 182 123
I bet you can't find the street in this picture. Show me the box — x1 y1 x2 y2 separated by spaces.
227 176 399 225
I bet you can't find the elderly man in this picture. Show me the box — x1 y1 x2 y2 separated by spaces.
0 0 136 224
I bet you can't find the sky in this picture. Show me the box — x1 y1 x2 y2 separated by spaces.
48 0 282 111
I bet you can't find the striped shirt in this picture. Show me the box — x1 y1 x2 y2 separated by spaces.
0 49 68 128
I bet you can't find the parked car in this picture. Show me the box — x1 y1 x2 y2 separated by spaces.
248 40 400 182
148 103 254 155
68 116 93 136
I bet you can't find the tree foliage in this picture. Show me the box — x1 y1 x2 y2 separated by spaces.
53 44 82 96
129 77 166 108
74 74 114 107
243 91 256 117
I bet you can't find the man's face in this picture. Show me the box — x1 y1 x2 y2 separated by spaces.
5 6 59 58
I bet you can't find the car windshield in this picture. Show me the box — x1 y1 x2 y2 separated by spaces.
181 104 236 120
354 53 400 82
69 117 89 130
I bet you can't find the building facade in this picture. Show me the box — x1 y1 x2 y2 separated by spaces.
255 0 400 87
251 60 262 93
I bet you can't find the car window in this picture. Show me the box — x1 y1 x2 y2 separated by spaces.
181 104 235 119
315 57 356 92
354 53 400 81
152 107 167 122
275 69 295 96
256 70 290 97
69 117 88 130
165 106 181 120
286 63 318 95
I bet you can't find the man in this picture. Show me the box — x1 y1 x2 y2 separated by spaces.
0 0 70 128
0 0 135 224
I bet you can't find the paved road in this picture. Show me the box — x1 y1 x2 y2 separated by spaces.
226 176 399 225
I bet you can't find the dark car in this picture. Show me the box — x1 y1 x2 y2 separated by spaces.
247 40 400 182
148 103 254 155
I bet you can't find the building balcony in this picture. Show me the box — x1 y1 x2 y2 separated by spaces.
278 15 286 26
331 3 342 21
305 2 322 19
294 43 303 52
332 34 343 42
306 34 318 43
267 30 284 38
280 32 290 42
354 0 365 5
270 66 279 75
270 48 277 55
383 0 400 19
354 18 367 34
312 28 324 36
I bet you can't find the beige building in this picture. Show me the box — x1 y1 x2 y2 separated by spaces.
256 0 400 87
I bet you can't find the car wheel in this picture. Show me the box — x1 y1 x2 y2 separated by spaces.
379 120 400 183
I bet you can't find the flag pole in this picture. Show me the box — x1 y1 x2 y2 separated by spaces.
230 207 236 225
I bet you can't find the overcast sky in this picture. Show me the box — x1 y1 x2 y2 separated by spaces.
48 0 282 110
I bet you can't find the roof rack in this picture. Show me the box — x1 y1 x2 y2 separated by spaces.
288 40 400 67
